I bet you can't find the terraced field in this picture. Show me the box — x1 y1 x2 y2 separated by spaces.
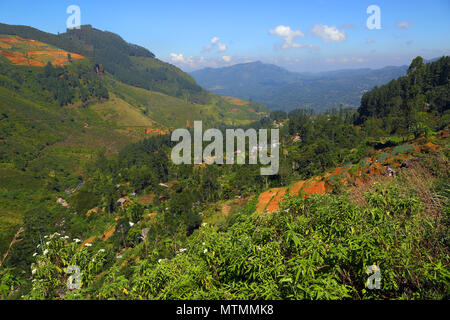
0 35 84 67
256 136 447 214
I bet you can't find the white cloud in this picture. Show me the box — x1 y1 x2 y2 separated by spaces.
396 21 413 29
170 53 185 63
204 36 228 53
310 24 347 42
218 43 227 52
170 53 200 68
211 36 220 44
270 25 310 49
222 55 231 62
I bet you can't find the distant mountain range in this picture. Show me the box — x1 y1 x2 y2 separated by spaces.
191 61 411 112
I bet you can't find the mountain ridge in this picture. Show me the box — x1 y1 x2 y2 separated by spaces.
191 61 412 112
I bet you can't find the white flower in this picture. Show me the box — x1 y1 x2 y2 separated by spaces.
31 269 37 275
85 243 92 247
203 249 208 254
99 249 105 253
179 248 187 253
129 222 135 227
73 238 81 243
33 252 38 257
158 259 163 263
202 223 207 227
46 241 50 246
37 244 40 248
43 249 48 255
44 235 48 239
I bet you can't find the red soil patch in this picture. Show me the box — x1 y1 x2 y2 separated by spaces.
289 180 306 196
102 226 116 241
259 180 329 214
248 108 256 113
256 188 281 213
146 128 168 136
223 96 249 106
325 167 343 178
28 50 83 59
265 187 287 213
0 42 12 49
222 203 232 216
79 224 116 248
0 35 84 67
0 36 26 44
231 108 240 113
424 142 439 151
254 134 446 215
81 236 96 247
0 50 45 66
301 180 327 195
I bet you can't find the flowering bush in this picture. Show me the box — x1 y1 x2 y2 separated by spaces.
24 233 109 299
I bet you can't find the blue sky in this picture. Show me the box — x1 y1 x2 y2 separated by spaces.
1 0 449 72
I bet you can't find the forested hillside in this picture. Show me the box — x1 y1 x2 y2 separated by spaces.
0 23 208 103
0 23 267 276
356 56 449 134
1 56 448 300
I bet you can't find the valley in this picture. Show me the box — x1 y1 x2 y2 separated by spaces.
0 19 448 301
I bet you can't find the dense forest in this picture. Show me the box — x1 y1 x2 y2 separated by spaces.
0 56 448 300
356 56 449 135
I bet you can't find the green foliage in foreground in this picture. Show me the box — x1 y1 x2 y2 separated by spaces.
7 182 448 300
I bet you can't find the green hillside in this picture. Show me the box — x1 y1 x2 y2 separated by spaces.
0 20 448 301
107 77 266 128
0 23 206 103
0 24 267 258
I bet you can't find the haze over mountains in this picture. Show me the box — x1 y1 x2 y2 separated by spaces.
191 61 411 112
